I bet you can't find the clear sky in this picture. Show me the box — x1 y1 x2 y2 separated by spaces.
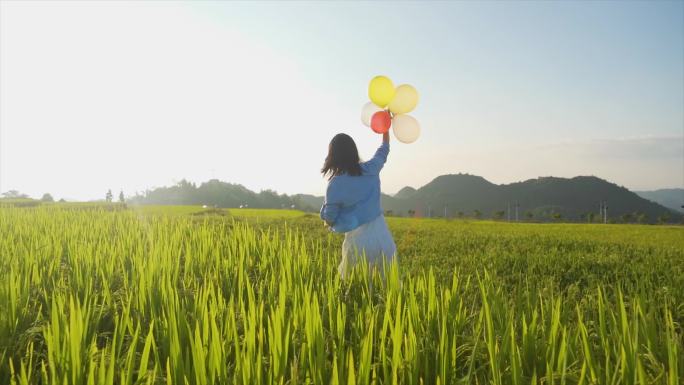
1 0 682 200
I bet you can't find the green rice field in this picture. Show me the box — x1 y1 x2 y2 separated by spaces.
0 205 682 384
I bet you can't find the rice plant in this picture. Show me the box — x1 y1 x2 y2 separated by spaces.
0 206 682 384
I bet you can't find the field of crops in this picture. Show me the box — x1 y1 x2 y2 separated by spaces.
1 205 682 384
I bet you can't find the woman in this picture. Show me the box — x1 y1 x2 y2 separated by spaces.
320 132 397 278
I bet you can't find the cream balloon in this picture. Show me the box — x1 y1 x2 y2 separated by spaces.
360 102 383 127
392 114 421 143
388 84 419 114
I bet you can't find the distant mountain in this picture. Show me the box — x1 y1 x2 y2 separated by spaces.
635 189 684 213
380 174 681 223
130 175 682 223
394 186 417 199
129 179 314 211
290 194 324 212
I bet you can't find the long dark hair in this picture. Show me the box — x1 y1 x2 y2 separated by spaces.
321 133 362 179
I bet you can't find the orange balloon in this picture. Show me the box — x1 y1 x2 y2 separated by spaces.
370 111 391 134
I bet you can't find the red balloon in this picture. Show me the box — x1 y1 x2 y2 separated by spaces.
370 111 391 134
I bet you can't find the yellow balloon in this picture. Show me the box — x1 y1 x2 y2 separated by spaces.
388 84 419 114
368 75 395 107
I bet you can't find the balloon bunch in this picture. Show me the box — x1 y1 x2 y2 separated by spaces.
361 75 421 144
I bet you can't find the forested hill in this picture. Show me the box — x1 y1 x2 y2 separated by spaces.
130 175 681 223
128 179 324 212
380 174 681 223
635 188 684 213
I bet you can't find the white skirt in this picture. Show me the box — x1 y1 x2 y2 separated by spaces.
339 214 397 278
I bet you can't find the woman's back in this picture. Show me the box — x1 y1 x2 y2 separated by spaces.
319 132 396 278
320 141 389 232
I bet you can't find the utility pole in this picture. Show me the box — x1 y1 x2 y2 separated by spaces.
507 202 511 222
444 204 447 218
515 202 519 222
604 201 608 224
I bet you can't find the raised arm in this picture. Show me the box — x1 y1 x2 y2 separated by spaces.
361 132 390 175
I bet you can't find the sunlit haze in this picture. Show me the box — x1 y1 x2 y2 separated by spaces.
1 1 682 201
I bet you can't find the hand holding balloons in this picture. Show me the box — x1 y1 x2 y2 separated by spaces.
361 75 422 144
